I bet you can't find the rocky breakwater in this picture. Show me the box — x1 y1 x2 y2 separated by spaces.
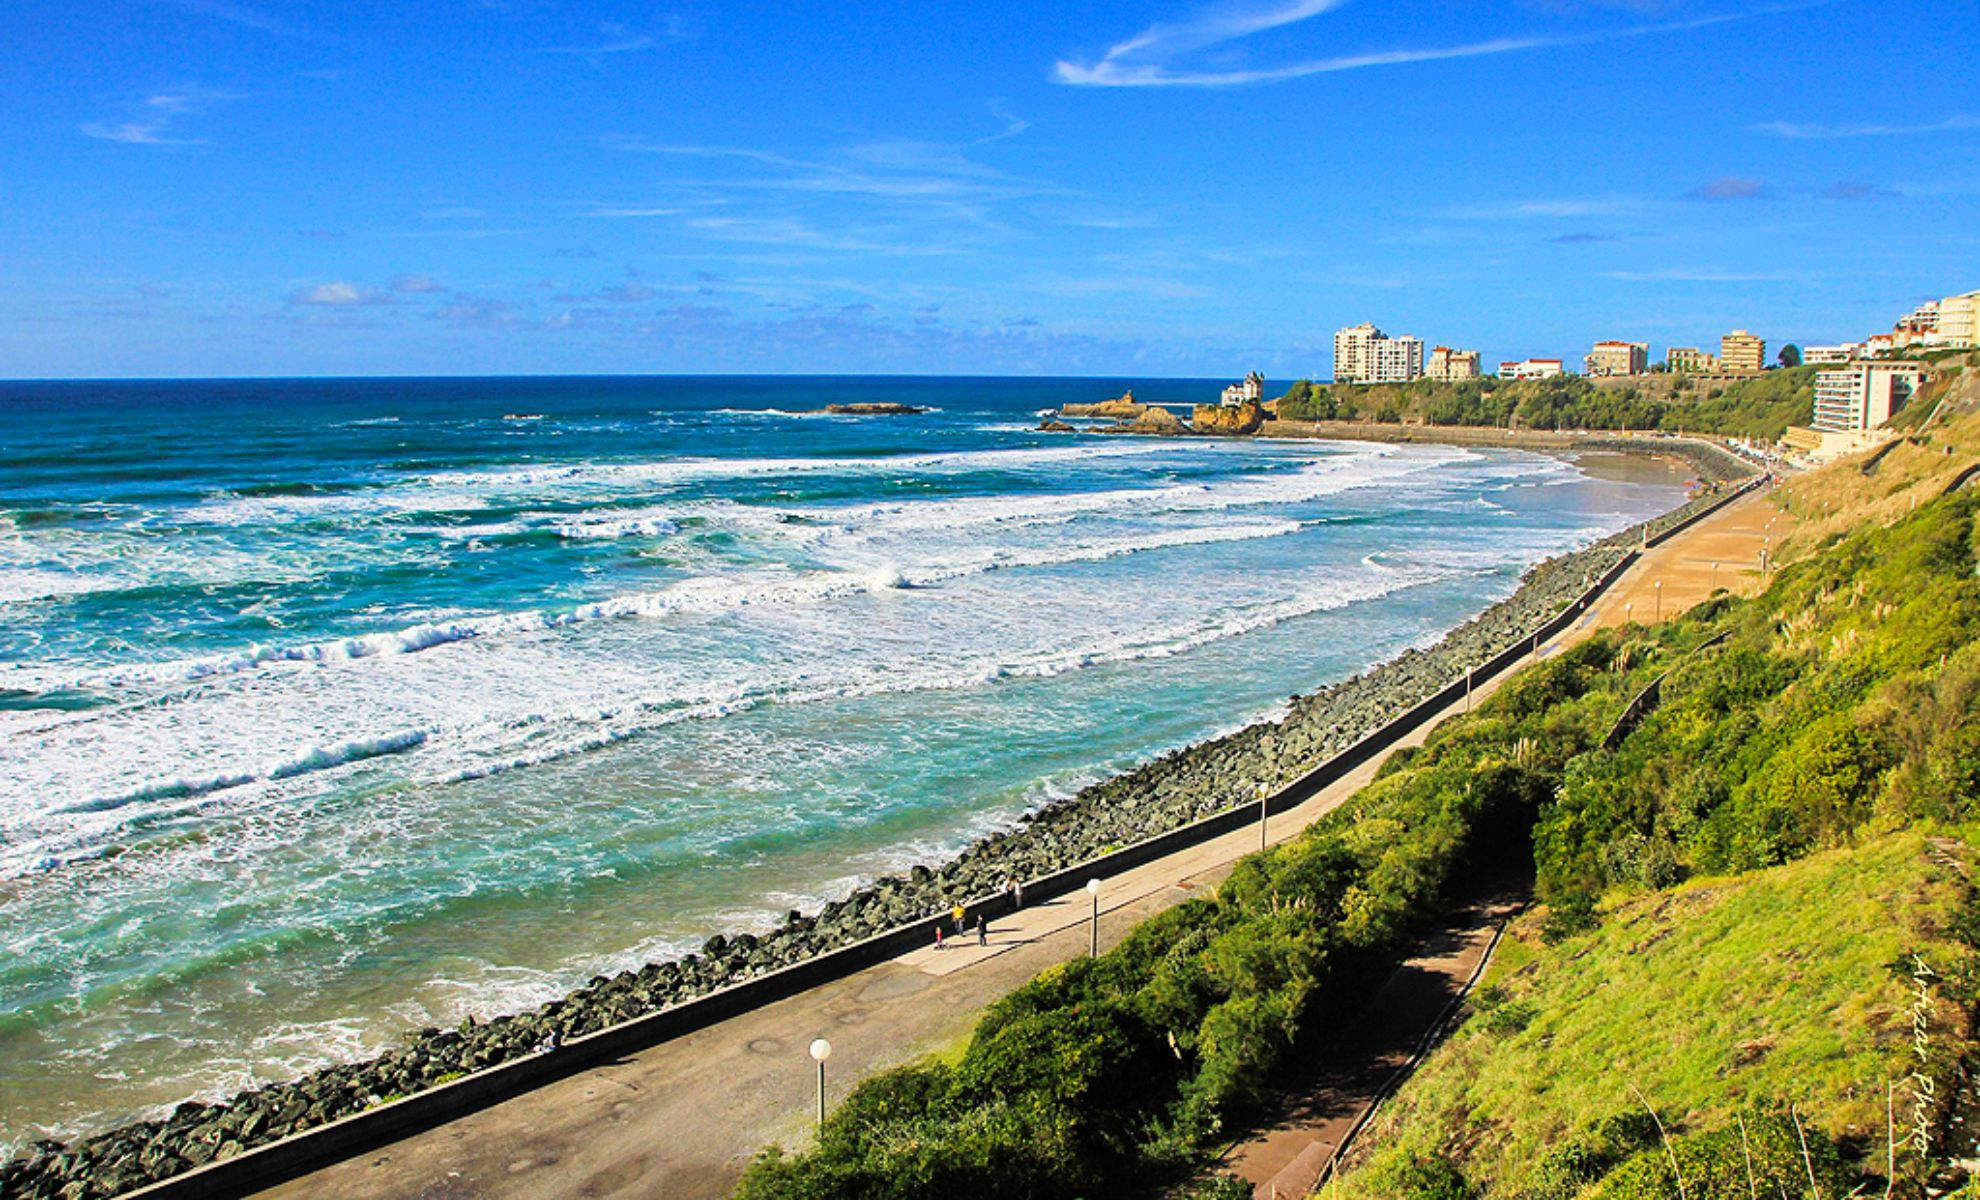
0 484 1741 1200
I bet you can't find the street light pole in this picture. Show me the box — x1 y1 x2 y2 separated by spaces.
1654 580 1663 622
809 1038 832 1127
1086 878 1100 958
1258 783 1271 852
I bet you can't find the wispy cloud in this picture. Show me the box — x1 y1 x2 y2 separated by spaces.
1550 232 1620 243
1445 196 1634 220
289 281 388 306
538 19 688 54
1606 267 1791 282
1821 181 1899 201
82 85 240 146
159 0 326 39
1754 113 1980 139
596 123 1055 257
1687 175 1770 201
1055 3 1794 88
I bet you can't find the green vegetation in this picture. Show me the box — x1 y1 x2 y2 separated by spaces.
735 620 1684 1198
1274 366 1825 440
735 471 1980 1199
1335 832 1959 1198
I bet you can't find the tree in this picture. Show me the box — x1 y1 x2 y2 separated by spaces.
1778 344 1801 368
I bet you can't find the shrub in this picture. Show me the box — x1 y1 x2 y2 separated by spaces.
1589 1112 1852 1200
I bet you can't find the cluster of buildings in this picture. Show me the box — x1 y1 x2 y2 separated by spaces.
1262 290 1973 455
1328 323 1489 384
1324 322 1775 386
1799 287 1980 364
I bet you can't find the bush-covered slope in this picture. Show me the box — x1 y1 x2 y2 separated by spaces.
733 489 1980 1200
1273 367 1824 440
1334 831 1967 1199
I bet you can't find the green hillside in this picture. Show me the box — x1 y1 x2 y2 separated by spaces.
731 465 1980 1199
1273 367 1824 440
1334 831 1966 1199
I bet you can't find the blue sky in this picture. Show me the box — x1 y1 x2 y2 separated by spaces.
2 0 1976 378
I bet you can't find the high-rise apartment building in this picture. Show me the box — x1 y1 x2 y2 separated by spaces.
1812 362 1929 432
1333 323 1423 383
1939 291 1980 347
1720 329 1767 374
1584 341 1649 377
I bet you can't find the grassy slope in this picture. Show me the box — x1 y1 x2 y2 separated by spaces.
1334 830 1962 1197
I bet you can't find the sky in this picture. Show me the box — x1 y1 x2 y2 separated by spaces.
1 0 1976 379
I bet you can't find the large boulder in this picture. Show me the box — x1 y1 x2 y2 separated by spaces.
1192 400 1264 435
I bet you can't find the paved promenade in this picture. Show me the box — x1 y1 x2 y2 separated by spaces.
256 487 1781 1200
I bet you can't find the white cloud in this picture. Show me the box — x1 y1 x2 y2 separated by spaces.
539 20 689 54
80 86 241 146
1754 113 1980 139
1055 3 1796 88
292 282 371 306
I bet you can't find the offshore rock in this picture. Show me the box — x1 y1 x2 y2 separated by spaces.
1060 391 1145 419
1192 400 1265 435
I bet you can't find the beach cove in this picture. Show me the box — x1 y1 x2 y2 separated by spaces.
0 377 1723 1195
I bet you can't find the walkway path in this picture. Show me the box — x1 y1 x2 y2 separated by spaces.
1222 872 1525 1199
254 487 1781 1200
1215 485 1790 1199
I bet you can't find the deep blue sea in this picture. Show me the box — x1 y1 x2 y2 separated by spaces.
0 375 1690 1148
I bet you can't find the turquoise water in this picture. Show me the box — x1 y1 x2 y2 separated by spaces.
0 376 1689 1148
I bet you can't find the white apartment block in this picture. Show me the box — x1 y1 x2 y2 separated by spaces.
1812 362 1929 432
1802 344 1861 364
1499 358 1564 381
1940 290 1980 347
1333 322 1424 383
1425 346 1481 381
1584 340 1648 377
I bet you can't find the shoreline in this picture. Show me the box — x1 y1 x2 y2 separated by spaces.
1 457 1759 1199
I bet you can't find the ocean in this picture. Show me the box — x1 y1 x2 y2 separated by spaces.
0 375 1691 1150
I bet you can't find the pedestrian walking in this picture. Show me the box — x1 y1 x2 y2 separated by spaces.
934 924 944 950
975 913 987 947
951 903 966 936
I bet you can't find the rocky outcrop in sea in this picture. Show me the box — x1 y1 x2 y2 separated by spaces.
0 484 1742 1200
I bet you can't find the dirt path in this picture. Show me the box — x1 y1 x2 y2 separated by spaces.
1221 872 1526 1199
251 488 1782 1200
1216 486 1790 1200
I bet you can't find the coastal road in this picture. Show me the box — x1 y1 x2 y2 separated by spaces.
253 487 1782 1200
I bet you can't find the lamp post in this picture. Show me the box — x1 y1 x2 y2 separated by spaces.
1654 580 1663 622
1710 561 1719 592
808 1038 832 1127
1258 782 1271 852
1624 602 1632 625
1086 879 1101 958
